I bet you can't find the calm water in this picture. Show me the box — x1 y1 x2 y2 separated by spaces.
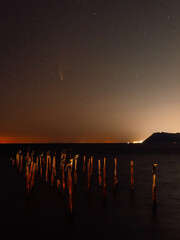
1 144 180 240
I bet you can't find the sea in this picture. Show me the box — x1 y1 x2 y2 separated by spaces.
1 143 180 240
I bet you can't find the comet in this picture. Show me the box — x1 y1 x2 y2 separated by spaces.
59 70 63 81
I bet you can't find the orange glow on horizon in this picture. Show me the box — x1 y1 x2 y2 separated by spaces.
0 136 16 144
0 135 146 144
0 136 47 144
0 136 120 144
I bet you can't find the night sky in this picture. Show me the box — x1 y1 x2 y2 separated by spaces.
1 0 180 143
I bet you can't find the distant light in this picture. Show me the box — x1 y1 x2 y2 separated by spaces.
133 140 144 144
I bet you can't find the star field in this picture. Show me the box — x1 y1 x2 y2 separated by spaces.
1 0 180 143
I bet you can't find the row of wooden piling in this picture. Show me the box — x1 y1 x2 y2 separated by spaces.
11 150 75 212
10 150 158 213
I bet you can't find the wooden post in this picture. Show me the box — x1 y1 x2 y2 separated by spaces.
45 156 49 182
57 179 61 190
30 163 36 190
65 159 73 212
152 164 158 206
29 160 33 180
40 156 43 178
16 151 20 169
26 159 33 194
20 155 23 173
51 167 54 187
103 157 106 198
98 159 102 187
11 157 15 166
26 151 29 159
62 164 65 193
48 155 51 172
60 150 66 171
74 159 77 185
26 165 30 194
113 158 118 190
53 156 56 177
130 161 134 190
87 159 91 191
83 155 86 174
90 156 93 176
36 157 38 173
51 156 56 186
68 167 73 213
31 151 34 162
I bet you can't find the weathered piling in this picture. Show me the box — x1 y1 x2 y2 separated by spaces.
20 155 23 173
67 164 73 213
11 157 15 166
48 155 51 172
113 158 118 190
51 156 56 186
36 157 38 173
30 163 36 190
90 156 93 176
83 155 86 174
57 179 61 190
87 159 91 191
29 160 33 181
53 156 57 177
98 159 102 187
152 164 158 206
45 156 49 182
103 157 106 198
31 151 34 162
16 150 21 169
40 155 43 178
26 165 30 194
51 167 54 186
74 156 78 185
60 150 66 171
62 164 66 193
130 161 134 190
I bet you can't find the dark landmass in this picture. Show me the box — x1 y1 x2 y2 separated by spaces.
144 132 180 144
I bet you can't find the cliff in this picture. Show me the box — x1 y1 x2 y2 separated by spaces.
144 132 180 143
